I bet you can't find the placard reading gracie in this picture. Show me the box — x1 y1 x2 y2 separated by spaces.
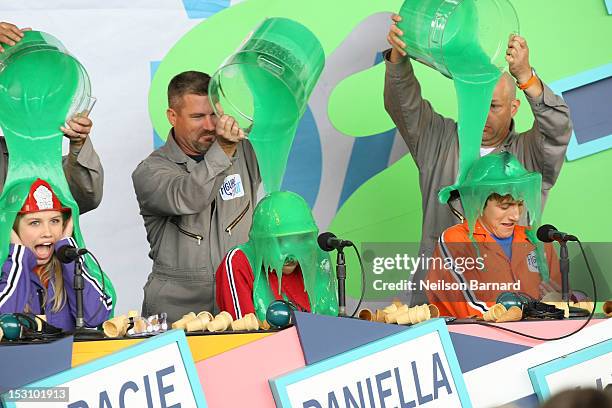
65 344 196 408
275 325 468 408
1 330 207 408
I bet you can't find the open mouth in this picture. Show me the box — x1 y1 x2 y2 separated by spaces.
33 243 54 260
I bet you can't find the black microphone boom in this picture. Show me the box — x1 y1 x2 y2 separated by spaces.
318 232 353 252
536 224 578 243
56 245 88 264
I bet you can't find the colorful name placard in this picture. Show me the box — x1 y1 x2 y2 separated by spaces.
0 330 206 408
528 339 612 402
270 318 471 408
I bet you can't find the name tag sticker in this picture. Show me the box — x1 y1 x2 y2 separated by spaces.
527 251 539 273
220 174 244 201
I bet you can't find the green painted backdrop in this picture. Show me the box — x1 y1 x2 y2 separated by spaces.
150 0 612 298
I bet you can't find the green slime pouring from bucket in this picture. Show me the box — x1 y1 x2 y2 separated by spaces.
398 0 518 203
398 1 550 280
0 31 115 304
209 18 325 193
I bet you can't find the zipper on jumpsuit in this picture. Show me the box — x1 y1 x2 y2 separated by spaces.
170 219 203 245
170 201 249 242
225 202 250 236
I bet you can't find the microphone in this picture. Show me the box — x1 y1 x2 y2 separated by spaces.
56 245 88 264
536 224 578 243
318 232 353 252
318 232 353 317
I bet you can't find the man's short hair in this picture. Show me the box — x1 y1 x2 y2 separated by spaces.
484 193 523 209
167 71 211 109
487 193 516 203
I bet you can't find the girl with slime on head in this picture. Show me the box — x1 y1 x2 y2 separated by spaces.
216 191 338 321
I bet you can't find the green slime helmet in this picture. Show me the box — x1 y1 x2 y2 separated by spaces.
457 152 550 281
237 191 338 321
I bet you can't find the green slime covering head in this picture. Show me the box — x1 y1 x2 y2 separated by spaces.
0 31 115 307
457 151 550 280
237 191 338 321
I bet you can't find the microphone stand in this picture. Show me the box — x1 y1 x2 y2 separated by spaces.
74 257 85 328
72 257 104 340
559 241 589 318
559 241 570 303
336 248 347 317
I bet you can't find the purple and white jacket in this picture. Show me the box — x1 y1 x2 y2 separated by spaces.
0 238 112 332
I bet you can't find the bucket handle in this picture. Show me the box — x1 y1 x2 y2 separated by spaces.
430 13 447 46
257 55 285 76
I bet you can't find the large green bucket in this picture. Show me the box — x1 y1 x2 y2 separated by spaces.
0 31 92 138
209 18 325 193
398 0 519 83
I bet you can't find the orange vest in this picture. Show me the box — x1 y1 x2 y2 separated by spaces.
425 220 560 318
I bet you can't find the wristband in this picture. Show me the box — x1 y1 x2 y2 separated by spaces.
517 68 537 90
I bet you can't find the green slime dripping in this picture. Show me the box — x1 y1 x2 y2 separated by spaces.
248 63 297 193
457 152 549 280
235 191 338 322
399 2 549 279
432 0 502 203
0 31 115 305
